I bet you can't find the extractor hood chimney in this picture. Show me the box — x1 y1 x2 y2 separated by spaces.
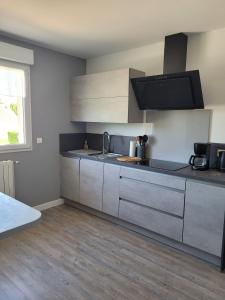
163 33 188 74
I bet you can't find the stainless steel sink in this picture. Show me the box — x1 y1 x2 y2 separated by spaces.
88 153 122 159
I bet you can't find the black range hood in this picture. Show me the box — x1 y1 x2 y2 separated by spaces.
132 33 204 110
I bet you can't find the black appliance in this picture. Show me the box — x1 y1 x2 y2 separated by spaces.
217 150 225 172
189 143 209 170
131 33 204 110
131 70 204 110
136 159 188 171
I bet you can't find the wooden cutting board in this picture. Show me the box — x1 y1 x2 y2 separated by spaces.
116 156 142 162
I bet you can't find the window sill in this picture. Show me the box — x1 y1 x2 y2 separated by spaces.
0 145 32 154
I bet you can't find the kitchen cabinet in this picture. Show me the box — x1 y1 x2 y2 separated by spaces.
120 166 186 191
71 68 145 123
119 199 183 241
119 177 184 217
60 156 80 202
103 163 120 217
119 167 185 240
80 159 104 210
61 156 225 268
183 180 225 256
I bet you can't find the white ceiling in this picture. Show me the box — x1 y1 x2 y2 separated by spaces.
1 0 225 58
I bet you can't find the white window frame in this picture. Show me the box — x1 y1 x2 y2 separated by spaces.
0 59 32 153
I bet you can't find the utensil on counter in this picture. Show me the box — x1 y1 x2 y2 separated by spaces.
136 135 148 159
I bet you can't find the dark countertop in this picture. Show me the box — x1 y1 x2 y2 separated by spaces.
62 152 225 186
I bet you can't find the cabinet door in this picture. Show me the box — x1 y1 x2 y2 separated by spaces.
71 69 129 100
103 164 120 217
60 156 80 202
183 180 225 256
71 97 128 123
80 159 104 211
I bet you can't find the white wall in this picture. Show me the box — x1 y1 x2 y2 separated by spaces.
186 28 225 143
87 41 164 75
86 35 212 162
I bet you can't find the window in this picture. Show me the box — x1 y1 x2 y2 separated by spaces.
0 60 32 153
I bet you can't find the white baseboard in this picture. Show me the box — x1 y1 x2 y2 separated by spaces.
34 198 64 211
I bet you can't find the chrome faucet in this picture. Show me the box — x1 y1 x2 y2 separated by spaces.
102 132 110 155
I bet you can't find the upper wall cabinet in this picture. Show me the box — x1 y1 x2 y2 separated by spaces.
71 68 145 123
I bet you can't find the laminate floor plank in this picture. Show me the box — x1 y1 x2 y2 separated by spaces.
0 205 225 300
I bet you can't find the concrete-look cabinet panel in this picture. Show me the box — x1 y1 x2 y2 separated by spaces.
80 159 104 211
71 97 128 123
120 167 186 191
103 164 120 217
71 68 145 123
60 156 80 202
119 199 183 241
71 68 129 99
183 180 225 257
120 177 184 217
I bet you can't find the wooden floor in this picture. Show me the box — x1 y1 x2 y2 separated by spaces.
0 205 225 300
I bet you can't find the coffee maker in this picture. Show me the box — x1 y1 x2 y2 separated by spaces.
189 143 209 170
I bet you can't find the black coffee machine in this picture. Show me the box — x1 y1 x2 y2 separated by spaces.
189 143 209 170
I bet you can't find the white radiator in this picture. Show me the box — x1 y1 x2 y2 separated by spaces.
0 161 15 197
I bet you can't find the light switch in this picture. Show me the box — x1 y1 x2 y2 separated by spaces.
36 137 43 144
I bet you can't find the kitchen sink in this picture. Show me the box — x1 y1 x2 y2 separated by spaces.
88 153 122 159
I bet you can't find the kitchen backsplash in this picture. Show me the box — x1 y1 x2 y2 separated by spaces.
59 133 136 156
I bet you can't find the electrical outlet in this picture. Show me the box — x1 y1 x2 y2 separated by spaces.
36 137 43 144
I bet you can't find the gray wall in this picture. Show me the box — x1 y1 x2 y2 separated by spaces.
0 35 86 206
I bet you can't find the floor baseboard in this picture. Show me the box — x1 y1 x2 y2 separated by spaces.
34 198 64 211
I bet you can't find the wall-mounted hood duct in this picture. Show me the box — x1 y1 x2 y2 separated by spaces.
163 33 188 74
131 33 204 110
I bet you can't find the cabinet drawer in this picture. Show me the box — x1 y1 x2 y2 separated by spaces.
120 167 186 191
119 200 183 241
119 177 184 217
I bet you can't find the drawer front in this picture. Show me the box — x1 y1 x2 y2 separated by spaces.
119 200 183 241
120 167 186 191
119 177 184 217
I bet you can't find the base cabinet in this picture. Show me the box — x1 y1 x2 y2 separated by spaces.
103 164 120 217
80 159 104 210
61 157 225 265
183 180 225 257
60 156 80 202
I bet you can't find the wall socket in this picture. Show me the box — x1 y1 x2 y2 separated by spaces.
36 137 43 144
